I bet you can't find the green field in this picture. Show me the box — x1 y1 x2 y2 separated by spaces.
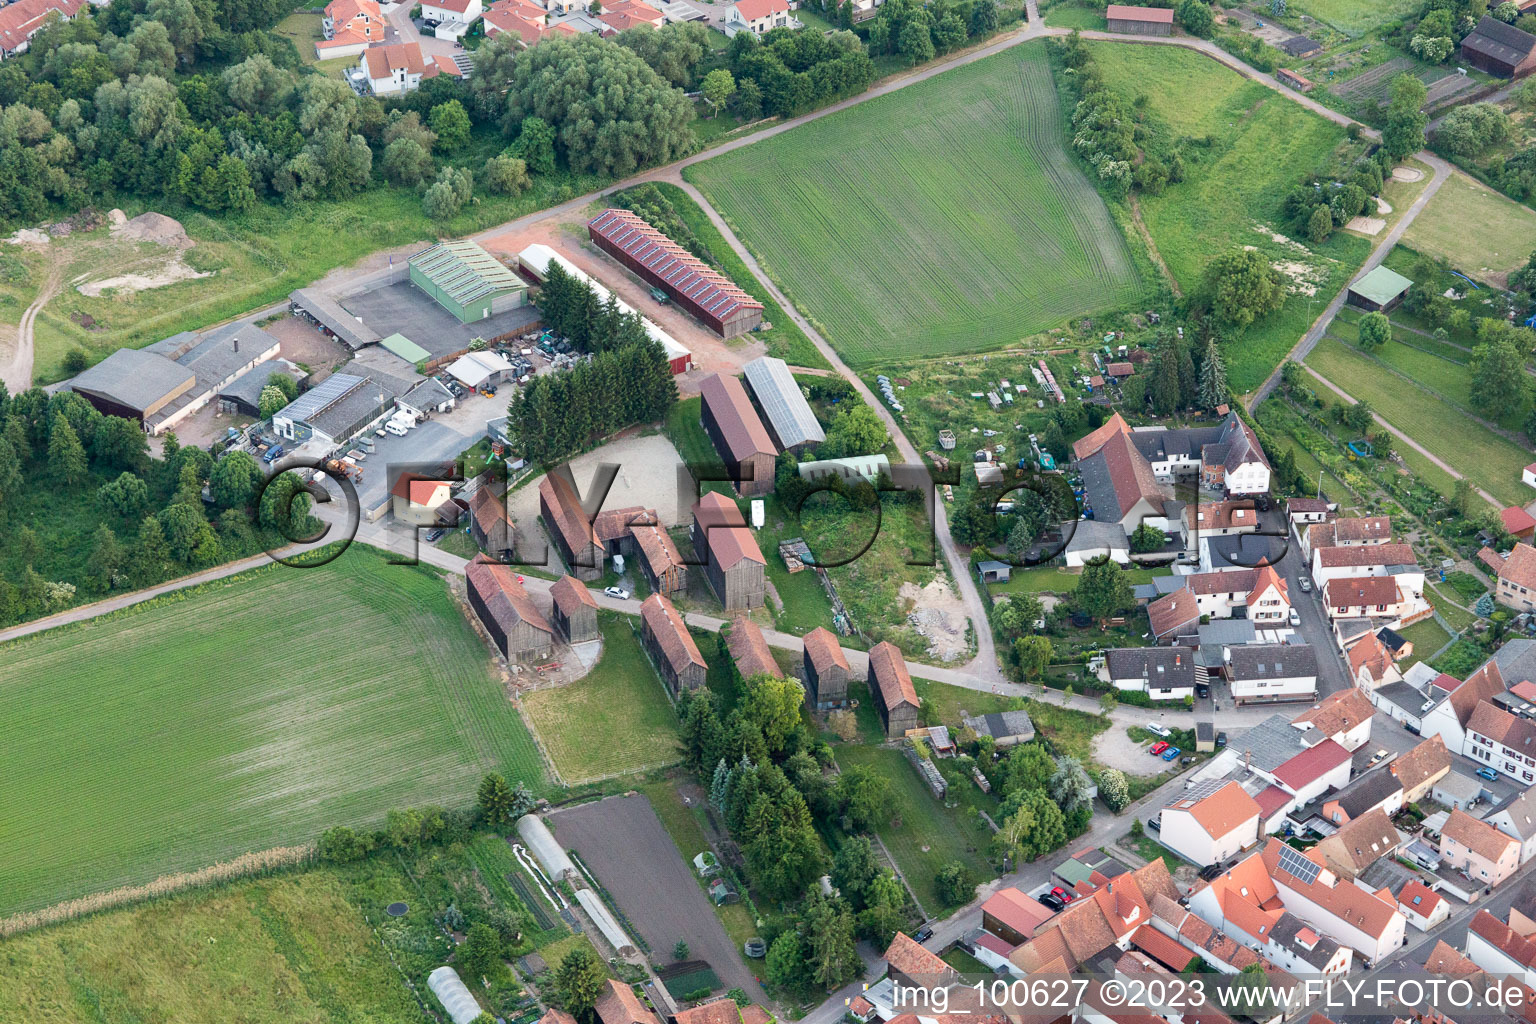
1403 173 1536 284
686 41 1143 367
521 614 683 785
0 546 543 917
1398 617 1452 668
1291 0 1419 36
834 745 995 910
1083 43 1372 392
0 868 423 1024
1302 338 1531 506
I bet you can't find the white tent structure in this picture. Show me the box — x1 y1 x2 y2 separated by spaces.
516 814 576 882
576 888 638 956
518 244 692 371
428 966 483 1024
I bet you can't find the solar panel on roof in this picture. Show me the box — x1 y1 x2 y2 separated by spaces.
1277 844 1321 885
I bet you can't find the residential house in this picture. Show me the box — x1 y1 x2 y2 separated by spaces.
868 641 920 738
539 473 604 581
1292 687 1376 752
466 555 555 662
1287 498 1332 534
1324 576 1411 622
722 0 794 34
1101 647 1196 701
982 887 1057 945
1312 807 1400 879
1464 700 1536 786
1320 769 1403 828
359 43 431 96
1422 658 1510 754
0 0 85 58
672 1000 774 1024
549 574 598 644
1188 569 1261 620
691 491 767 611
597 0 664 31
1485 789 1536 863
391 474 456 527
1493 542 1536 614
1466 909 1536 988
1188 838 1406 963
1440 809 1520 889
1247 565 1291 626
1347 631 1403 689
1303 515 1393 559
1396 880 1449 931
1025 860 1182 965
1147 588 1199 644
1159 781 1261 867
420 0 484 39
469 485 514 561
727 617 782 681
596 979 665 1024
318 0 384 57
882 933 956 988
640 593 707 694
482 0 551 42
801 626 850 709
1311 543 1429 624
1185 500 1259 542
1389 734 1452 803
699 373 777 496
1226 645 1319 705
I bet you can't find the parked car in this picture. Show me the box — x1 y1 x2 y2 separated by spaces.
1162 746 1181 761
1289 607 1302 627
1146 722 1171 738
1216 731 1228 747
1037 893 1065 911
1147 814 1161 832
604 586 630 600
913 925 933 943
424 528 445 542
1298 576 1312 593
1198 863 1224 881
1050 886 1073 903
1150 741 1169 755
1196 683 1210 699
1477 766 1499 781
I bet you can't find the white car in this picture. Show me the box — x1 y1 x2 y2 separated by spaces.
1145 722 1172 738
604 586 630 600
1289 607 1301 627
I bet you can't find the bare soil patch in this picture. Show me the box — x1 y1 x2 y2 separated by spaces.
899 576 969 663
507 433 690 529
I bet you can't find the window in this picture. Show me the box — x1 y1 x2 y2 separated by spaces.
1411 895 1422 905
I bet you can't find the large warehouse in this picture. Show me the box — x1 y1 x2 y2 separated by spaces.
408 240 528 324
587 209 764 338
699 372 777 496
743 355 824 451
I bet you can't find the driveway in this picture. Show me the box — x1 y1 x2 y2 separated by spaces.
386 2 459 59
548 794 768 1004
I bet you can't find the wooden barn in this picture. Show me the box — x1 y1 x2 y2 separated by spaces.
1459 16 1536 78
467 555 555 662
727 617 783 681
469 484 514 561
691 491 767 611
550 574 599 644
699 373 778 497
641 593 707 694
539 473 604 581
801 626 851 709
1105 4 1173 34
867 641 920 738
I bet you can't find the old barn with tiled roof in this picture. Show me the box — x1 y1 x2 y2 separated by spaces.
867 641 919 738
550 575 598 644
801 627 850 709
467 555 555 662
640 593 707 694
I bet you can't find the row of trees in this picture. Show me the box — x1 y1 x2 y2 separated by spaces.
536 261 656 354
862 0 1001 66
504 340 677 465
1059 32 1187 199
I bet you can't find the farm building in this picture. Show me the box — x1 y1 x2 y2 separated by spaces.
469 484 514 561
691 491 767 611
802 626 851 709
977 560 1011 583
0 0 85 59
539 473 605 581
1459 16 1536 78
467 555 556 663
69 349 194 427
550 574 599 644
289 288 381 349
390 473 456 527
445 350 513 390
867 641 919 738
1279 35 1322 57
271 371 403 448
640 593 707 694
625 518 689 596
397 377 455 418
408 240 528 324
516 243 692 374
1277 68 1314 91
1105 4 1172 34
596 979 665 1024
744 355 825 451
963 709 1035 747
728 616 783 679
699 373 778 496
588 209 764 338
1346 265 1414 312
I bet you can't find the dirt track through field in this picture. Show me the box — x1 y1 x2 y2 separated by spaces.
550 794 767 1004
0 259 63 393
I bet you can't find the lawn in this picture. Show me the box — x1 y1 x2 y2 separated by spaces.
1397 617 1452 668
1082 43 1373 393
1403 172 1536 284
1291 0 1420 35
1302 337 1531 506
521 613 683 785
686 41 1143 368
1043 3 1105 27
988 563 1160 596
1428 582 1479 630
834 745 996 911
0 868 424 1023
0 546 544 919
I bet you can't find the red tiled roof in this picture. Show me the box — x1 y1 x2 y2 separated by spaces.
1425 939 1481 976
803 626 849 675
1095 430 1167 519
1148 588 1198 638
1347 631 1396 684
727 617 781 679
1499 542 1536 591
1448 660 1506 726
699 373 776 462
1272 738 1350 790
596 980 663 1024
640 593 706 673
1470 909 1536 969
1131 924 1195 972
982 888 1055 939
693 491 765 570
1467 700 1536 751
1255 784 1293 819
1397 880 1444 920
1316 543 1417 568
1479 547 1509 574
467 554 554 637
733 0 789 18
1333 516 1392 543
551 574 597 616
1259 839 1400 938
1388 735 1450 792
1188 569 1257 595
883 932 951 978
363 42 427 80
1325 575 1401 608
1502 506 1536 535
1292 687 1375 740
589 210 762 324
1443 809 1519 864
1106 3 1174 20
868 641 918 711
1072 412 1131 462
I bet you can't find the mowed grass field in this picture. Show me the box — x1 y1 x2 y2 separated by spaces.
686 41 1143 367
1302 338 1532 505
1403 172 1536 284
1084 43 1372 392
521 614 683 784
0 546 542 917
1292 0 1419 36
0 868 421 1024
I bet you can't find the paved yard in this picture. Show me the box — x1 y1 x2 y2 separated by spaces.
549 794 767 1003
507 432 692 529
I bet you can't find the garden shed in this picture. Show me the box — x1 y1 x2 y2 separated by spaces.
1346 265 1413 312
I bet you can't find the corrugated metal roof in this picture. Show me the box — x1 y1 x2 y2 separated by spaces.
289 288 380 349
380 332 430 364
1349 265 1413 307
276 372 364 424
743 356 824 448
409 240 526 306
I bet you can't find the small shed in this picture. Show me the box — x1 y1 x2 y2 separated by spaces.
1346 265 1413 312
1277 68 1314 91
977 560 1012 583
1279 35 1322 57
1195 721 1216 752
1105 3 1173 34
551 574 599 644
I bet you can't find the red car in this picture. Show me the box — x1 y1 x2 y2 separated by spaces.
1050 886 1074 903
1150 741 1169 755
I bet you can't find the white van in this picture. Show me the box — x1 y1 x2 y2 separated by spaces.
384 421 409 437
